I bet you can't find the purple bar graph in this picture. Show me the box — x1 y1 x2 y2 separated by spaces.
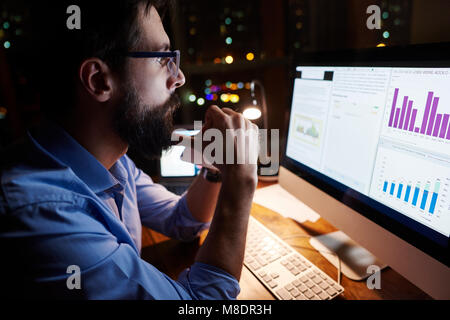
409 109 418 131
447 123 450 140
432 114 442 137
394 108 401 128
388 88 450 140
439 114 449 138
421 92 434 134
388 88 399 127
399 96 409 129
426 97 440 136
404 100 413 130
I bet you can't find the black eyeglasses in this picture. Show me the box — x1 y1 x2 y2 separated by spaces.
125 50 180 78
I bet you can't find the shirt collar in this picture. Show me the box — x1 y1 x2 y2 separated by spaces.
29 120 122 194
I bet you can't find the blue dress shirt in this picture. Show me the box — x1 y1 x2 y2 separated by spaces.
0 122 240 299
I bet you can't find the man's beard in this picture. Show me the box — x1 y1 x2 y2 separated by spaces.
113 84 181 160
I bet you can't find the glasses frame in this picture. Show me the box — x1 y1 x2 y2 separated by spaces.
125 50 180 78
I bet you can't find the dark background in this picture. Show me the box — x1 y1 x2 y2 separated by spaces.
1 0 450 175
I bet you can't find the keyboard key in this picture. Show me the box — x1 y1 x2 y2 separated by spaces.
286 263 294 270
262 275 272 283
292 279 301 287
319 282 329 290
298 284 308 293
270 272 279 279
268 254 281 262
326 279 335 286
320 273 327 279
256 256 268 266
300 276 308 282
284 283 294 291
258 270 267 277
268 280 278 289
244 257 254 264
304 290 314 299
319 292 330 300
249 262 261 270
280 260 288 266
311 296 320 300
326 287 338 297
276 288 292 300
305 280 315 288
293 260 301 267
311 285 322 294
312 276 322 284
313 269 321 274
291 288 300 297
296 294 307 300
291 268 300 276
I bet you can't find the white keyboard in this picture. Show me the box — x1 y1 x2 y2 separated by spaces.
244 216 344 300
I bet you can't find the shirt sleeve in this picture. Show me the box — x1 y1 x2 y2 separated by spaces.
0 202 239 300
130 158 211 241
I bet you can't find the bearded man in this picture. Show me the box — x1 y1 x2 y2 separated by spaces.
0 0 258 299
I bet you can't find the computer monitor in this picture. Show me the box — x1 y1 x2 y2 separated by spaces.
280 43 450 299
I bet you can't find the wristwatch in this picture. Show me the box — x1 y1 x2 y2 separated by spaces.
200 167 222 183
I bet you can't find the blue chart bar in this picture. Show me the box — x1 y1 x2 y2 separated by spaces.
429 192 438 214
382 179 440 214
390 183 395 196
420 190 429 210
412 187 420 206
397 184 403 199
404 185 411 202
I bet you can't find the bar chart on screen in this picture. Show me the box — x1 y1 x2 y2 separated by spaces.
381 68 450 155
370 139 450 237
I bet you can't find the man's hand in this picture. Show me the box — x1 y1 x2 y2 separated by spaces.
176 105 259 180
202 105 259 181
192 105 259 281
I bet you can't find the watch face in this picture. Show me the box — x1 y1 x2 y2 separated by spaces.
203 168 222 182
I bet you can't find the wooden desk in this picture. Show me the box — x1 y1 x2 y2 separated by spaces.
141 182 431 300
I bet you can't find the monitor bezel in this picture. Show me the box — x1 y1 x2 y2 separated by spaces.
282 42 450 267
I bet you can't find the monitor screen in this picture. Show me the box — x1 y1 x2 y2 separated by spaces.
285 64 450 260
160 129 201 177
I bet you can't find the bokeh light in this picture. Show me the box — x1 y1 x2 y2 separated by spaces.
197 98 205 106
246 52 255 61
225 55 234 64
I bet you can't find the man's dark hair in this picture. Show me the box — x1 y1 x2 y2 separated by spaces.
33 0 171 120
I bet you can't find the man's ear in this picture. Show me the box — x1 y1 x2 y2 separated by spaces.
79 58 116 103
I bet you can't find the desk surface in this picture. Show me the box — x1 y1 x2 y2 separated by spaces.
141 182 431 300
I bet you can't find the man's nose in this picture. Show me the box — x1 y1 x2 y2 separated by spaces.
169 68 186 90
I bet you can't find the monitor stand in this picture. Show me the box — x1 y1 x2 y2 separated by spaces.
309 231 388 281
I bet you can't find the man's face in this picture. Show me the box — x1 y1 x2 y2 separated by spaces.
113 5 185 159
